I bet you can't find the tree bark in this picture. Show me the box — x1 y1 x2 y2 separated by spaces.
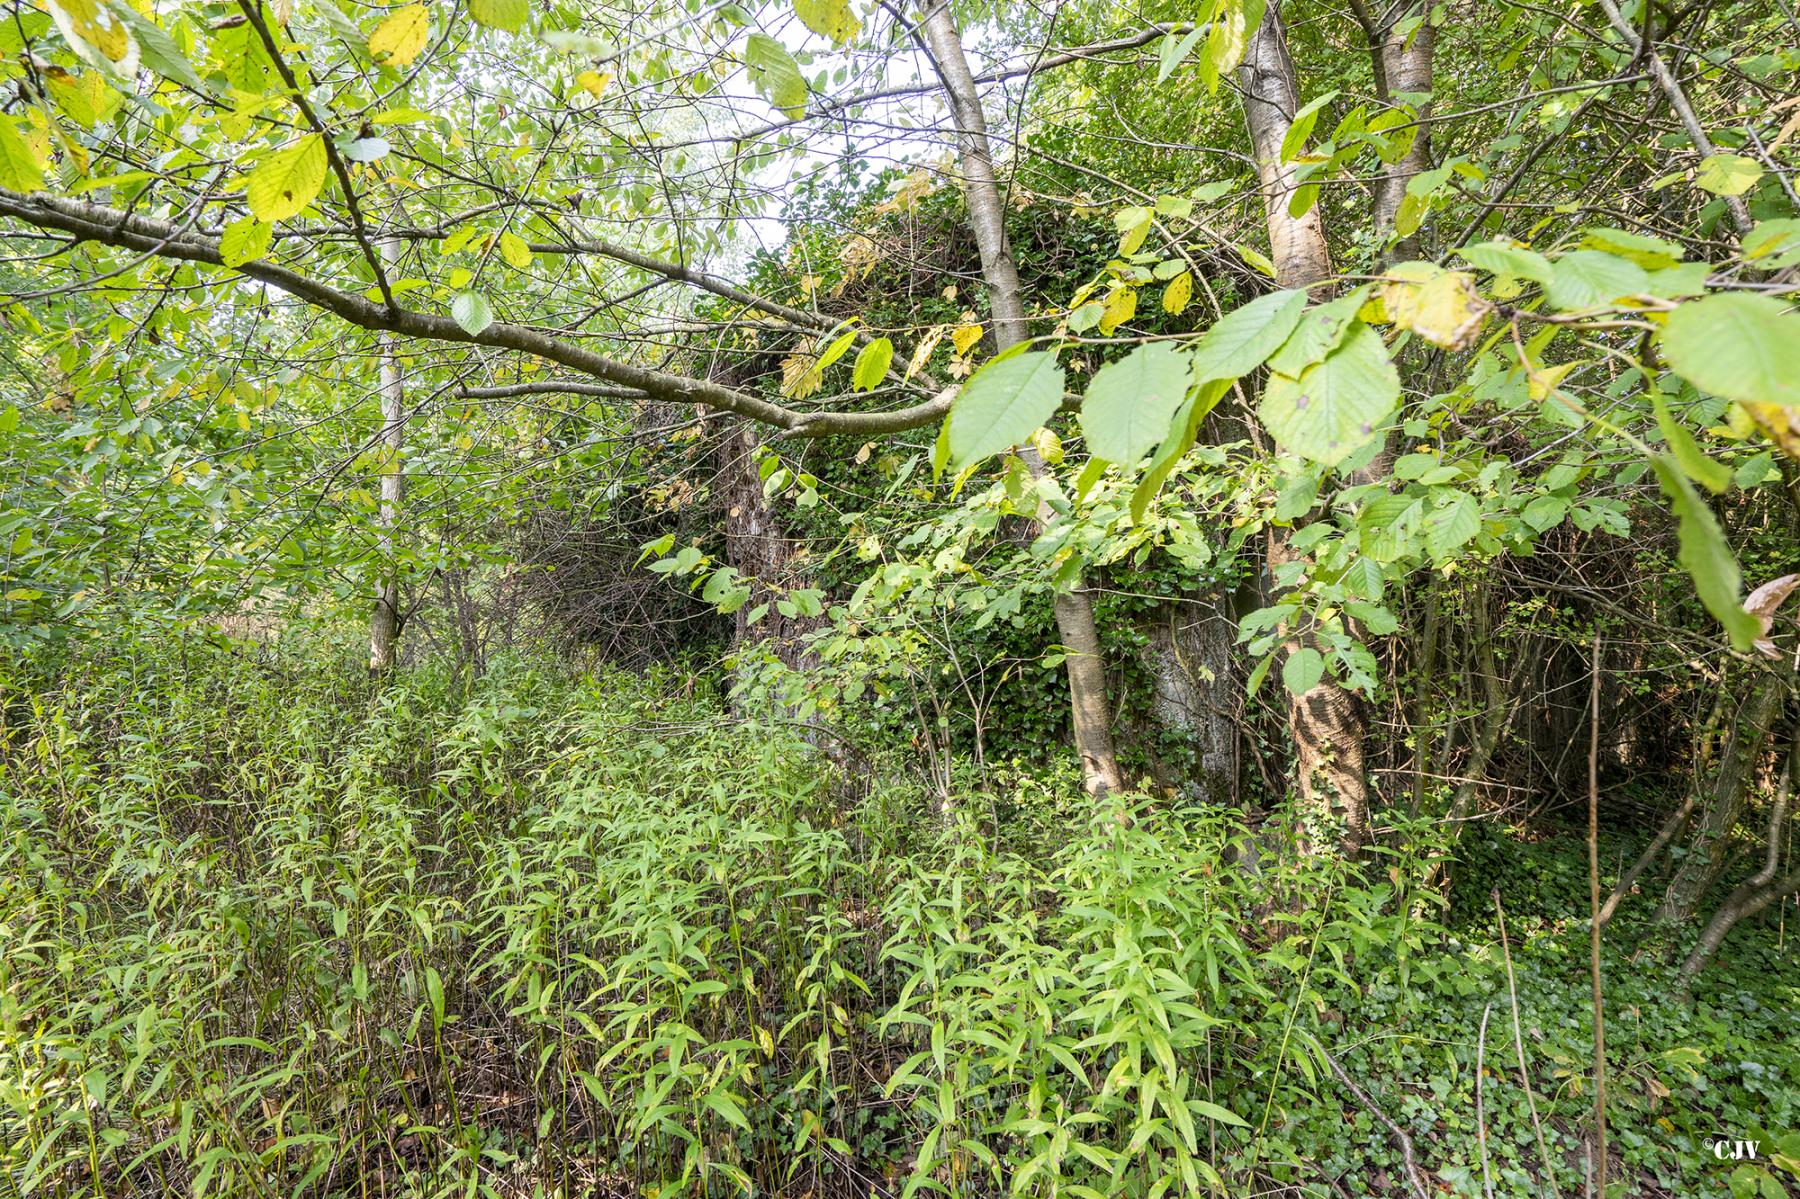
1240 2 1371 852
369 237 406 674
917 0 1125 798
1371 5 1435 261
1680 741 1797 982
1141 596 1241 801
1653 673 1786 925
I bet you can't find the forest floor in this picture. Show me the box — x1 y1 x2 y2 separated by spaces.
1 626 1795 1199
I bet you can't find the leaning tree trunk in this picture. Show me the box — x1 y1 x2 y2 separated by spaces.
1652 670 1787 926
369 237 406 674
1239 2 1371 853
918 0 1125 798
1680 738 1799 982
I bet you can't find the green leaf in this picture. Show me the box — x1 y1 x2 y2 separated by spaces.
219 217 271 268
1544 250 1647 311
1456 240 1551 284
1190 288 1308 382
1426 492 1480 559
1694 154 1762 197
245 135 328 223
1282 647 1324 695
793 0 858 45
469 0 528 33
1129 378 1227 522
1652 457 1758 651
1652 384 1730 493
745 33 806 118
1661 293 1800 407
1279 90 1338 162
1188 1099 1250 1128
1078 343 1193 465
451 290 494 335
1156 24 1206 83
851 337 893 392
498 230 533 268
1258 322 1399 466
946 352 1064 466
0 119 45 193
113 5 205 91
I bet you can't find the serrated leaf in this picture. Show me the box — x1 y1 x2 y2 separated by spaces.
1426 492 1480 559
1258 322 1398 466
1544 250 1648 311
451 290 494 335
219 217 270 268
499 230 533 269
469 0 528 33
114 4 204 90
0 120 45 192
745 33 806 118
1282 647 1324 695
946 352 1064 466
245 134 327 223
793 0 857 45
1078 343 1193 465
1191 287 1307 382
1652 384 1730 493
1652 457 1759 650
1456 240 1552 284
852 337 893 392
1162 271 1192 315
1694 154 1762 196
1661 293 1800 407
369 4 429 68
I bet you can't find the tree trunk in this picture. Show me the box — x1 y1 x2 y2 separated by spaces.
369 237 406 674
1653 672 1786 925
712 416 821 674
917 0 1125 798
1372 5 1435 261
1680 741 1798 982
1141 594 1242 801
1240 2 1371 852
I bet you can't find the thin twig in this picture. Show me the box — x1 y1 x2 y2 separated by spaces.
1305 1035 1432 1199
1495 889 1562 1199
1477 1001 1496 1199
1586 632 1609 1193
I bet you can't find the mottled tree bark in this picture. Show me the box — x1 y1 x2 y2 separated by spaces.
1372 6 1435 261
1240 2 1371 852
918 0 1125 798
369 237 406 674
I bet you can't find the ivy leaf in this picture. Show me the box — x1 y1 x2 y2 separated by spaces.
451 290 494 335
1652 457 1759 651
369 4 430 68
245 135 327 223
946 352 1064 466
1078 343 1194 465
1694 154 1762 197
745 33 807 118
1282 646 1325 695
469 0 528 33
851 337 893 392
1544 250 1648 311
1190 288 1308 382
1258 322 1399 466
1661 293 1800 408
219 217 271 268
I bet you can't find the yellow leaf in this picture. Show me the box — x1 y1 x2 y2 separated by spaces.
575 70 610 97
0 119 46 193
499 230 533 269
369 4 429 68
45 68 121 128
1745 402 1800 462
1162 270 1192 315
245 134 327 222
906 326 946 379
951 322 983 356
1381 264 1490 351
1098 287 1137 335
47 0 138 76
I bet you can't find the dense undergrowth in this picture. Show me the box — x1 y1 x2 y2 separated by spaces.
1 630 1794 1199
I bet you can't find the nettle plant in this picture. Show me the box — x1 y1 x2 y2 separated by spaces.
930 216 1800 699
